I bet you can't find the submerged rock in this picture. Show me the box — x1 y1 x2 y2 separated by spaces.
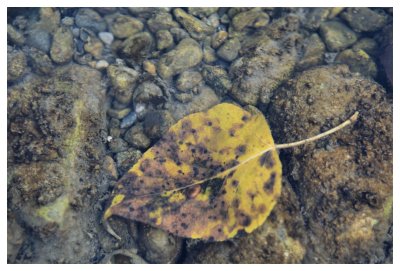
229 34 298 105
176 71 203 92
303 7 333 30
157 38 203 79
202 65 232 95
334 49 378 78
319 21 358 52
217 38 241 62
352 38 378 56
50 26 74 64
137 225 183 263
128 7 170 19
173 8 214 41
231 8 270 31
120 111 137 129
7 214 27 263
147 12 180 33
83 36 104 59
107 64 139 91
341 8 388 33
297 33 326 71
106 13 144 39
268 65 392 263
211 31 228 49
156 30 174 50
26 27 52 53
120 32 153 61
7 48 27 81
124 123 151 150
107 65 139 104
101 249 148 264
170 85 220 120
24 47 54 75
98 32 114 46
107 108 131 119
75 8 107 33
7 24 25 46
188 7 219 18
8 64 108 263
132 81 165 105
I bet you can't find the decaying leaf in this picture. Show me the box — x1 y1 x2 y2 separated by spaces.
104 103 358 241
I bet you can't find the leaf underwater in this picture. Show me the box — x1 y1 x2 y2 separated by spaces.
104 103 283 241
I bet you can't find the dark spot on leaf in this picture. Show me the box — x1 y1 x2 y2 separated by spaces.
231 180 239 187
264 172 276 192
258 204 266 213
229 128 235 137
259 151 274 168
226 159 239 168
247 191 256 201
157 157 166 163
227 170 235 178
207 121 213 126
241 115 249 122
182 213 187 218
193 166 199 177
232 198 240 208
238 214 252 227
181 223 188 229
218 228 222 233
220 210 228 220
235 145 246 156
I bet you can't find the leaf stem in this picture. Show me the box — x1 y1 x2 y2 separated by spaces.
275 111 359 150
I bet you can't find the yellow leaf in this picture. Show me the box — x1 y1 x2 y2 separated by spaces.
105 103 282 241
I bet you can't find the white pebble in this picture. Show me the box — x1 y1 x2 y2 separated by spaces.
96 60 109 70
98 32 114 46
107 136 113 142
135 103 146 114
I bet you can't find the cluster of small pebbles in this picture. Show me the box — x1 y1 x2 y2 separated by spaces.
7 7 392 264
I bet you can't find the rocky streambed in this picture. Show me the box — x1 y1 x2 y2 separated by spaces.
7 7 392 263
